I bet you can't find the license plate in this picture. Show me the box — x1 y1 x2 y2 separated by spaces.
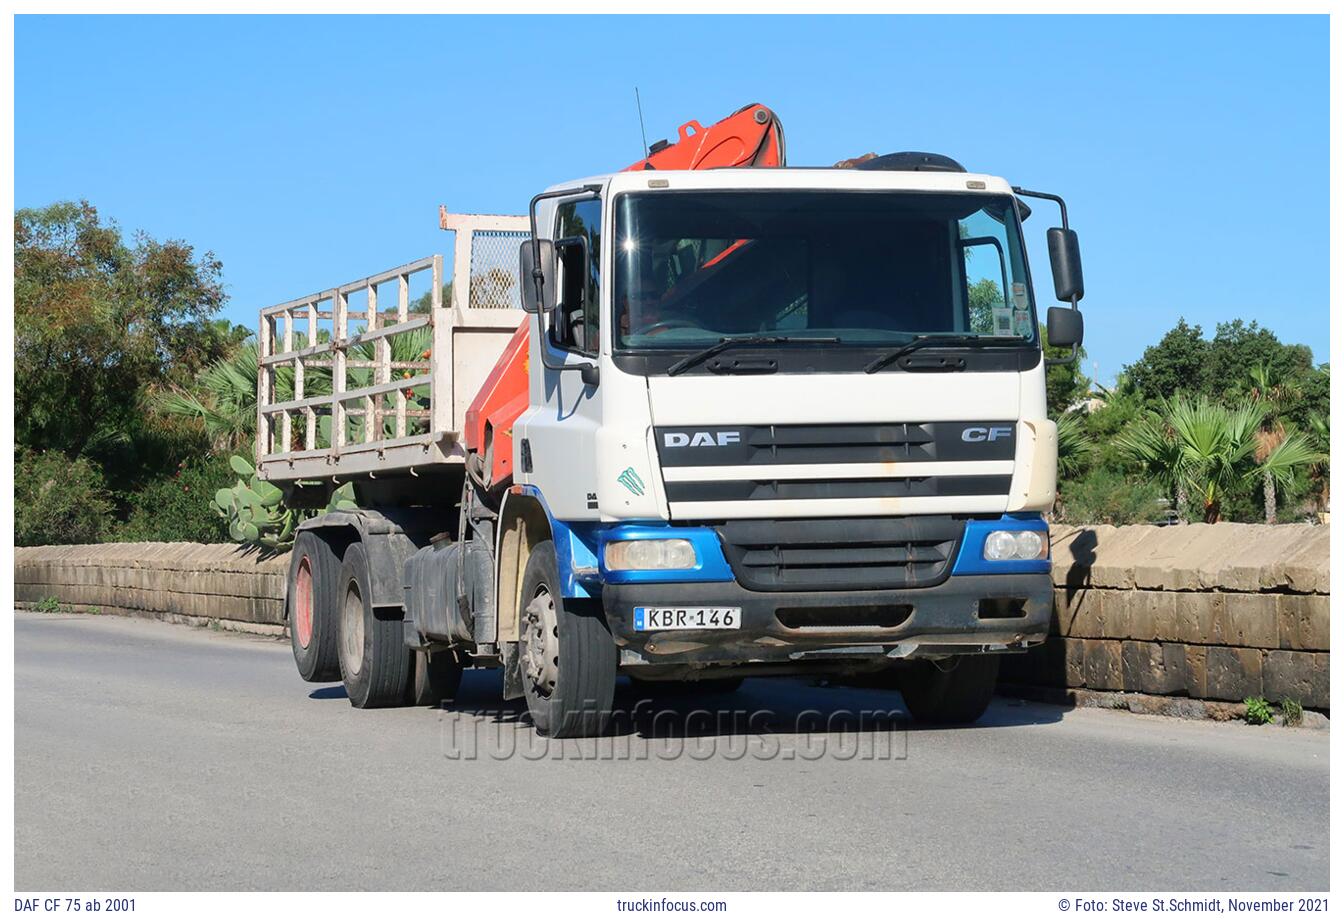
634 606 742 631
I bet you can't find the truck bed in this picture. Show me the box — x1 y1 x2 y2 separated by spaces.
255 212 528 483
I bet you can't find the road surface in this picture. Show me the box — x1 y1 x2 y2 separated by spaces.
14 610 1329 890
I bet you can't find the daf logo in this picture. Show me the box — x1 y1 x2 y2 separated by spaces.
664 431 741 448
961 426 1014 443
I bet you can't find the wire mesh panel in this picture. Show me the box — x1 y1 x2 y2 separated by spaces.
439 212 531 321
468 229 531 311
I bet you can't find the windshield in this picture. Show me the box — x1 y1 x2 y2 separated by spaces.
614 190 1037 350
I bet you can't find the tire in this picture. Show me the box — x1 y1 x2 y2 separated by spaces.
288 531 342 682
896 654 1000 725
517 540 617 737
337 542 412 709
407 649 464 707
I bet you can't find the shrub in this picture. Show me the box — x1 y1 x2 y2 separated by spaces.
1244 697 1274 725
1280 698 1304 727
1057 468 1167 525
16 450 114 546
114 453 233 544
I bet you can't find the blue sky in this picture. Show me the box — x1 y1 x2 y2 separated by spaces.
15 14 1328 383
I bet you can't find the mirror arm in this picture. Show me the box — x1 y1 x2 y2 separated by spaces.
1012 186 1070 232
1014 185 1081 315
1044 345 1079 368
1017 186 1082 367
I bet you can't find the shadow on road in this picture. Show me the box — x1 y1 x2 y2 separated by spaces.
380 669 1066 738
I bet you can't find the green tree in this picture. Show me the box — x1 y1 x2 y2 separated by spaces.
16 450 115 546
1123 318 1208 402
1207 320 1313 397
15 201 235 494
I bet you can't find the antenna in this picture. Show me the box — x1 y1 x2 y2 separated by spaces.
634 87 649 158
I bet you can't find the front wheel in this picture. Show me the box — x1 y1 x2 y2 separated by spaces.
896 655 1000 725
517 540 617 737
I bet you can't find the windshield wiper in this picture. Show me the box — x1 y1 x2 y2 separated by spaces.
863 334 1026 374
666 334 841 376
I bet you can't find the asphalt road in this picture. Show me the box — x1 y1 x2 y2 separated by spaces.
14 610 1330 891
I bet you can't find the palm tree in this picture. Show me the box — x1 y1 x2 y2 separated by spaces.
154 335 332 452
1115 404 1191 520
153 339 267 452
1247 363 1304 523
1117 395 1320 524
1256 429 1320 524
1304 411 1330 517
1055 411 1092 479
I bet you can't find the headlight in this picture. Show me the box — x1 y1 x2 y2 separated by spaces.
604 539 697 571
983 529 1048 561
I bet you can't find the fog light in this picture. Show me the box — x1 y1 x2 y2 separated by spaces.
1015 530 1046 560
983 529 1047 561
984 530 1020 561
604 539 697 571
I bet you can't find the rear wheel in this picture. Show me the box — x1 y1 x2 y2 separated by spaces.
896 654 1000 725
408 649 464 707
517 540 617 737
338 542 412 708
288 531 341 682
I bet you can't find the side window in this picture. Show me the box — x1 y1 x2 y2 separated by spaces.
554 198 602 353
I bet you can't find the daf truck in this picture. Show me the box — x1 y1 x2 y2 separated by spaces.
257 106 1086 736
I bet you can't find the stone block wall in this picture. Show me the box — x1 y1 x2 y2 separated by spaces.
14 543 289 631
1000 523 1330 709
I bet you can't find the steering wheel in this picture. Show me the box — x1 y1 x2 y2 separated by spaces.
631 317 707 337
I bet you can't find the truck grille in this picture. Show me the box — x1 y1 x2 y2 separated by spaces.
654 422 1017 467
714 516 965 592
654 422 1015 511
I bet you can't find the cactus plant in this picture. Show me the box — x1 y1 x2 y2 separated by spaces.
212 454 357 551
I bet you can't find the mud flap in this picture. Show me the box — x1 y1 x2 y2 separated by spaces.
501 641 524 701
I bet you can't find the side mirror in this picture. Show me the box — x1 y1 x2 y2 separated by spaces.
1046 227 1084 303
518 239 554 314
1046 305 1084 349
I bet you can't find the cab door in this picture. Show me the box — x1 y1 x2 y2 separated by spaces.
515 195 605 521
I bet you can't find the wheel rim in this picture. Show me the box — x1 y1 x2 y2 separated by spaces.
341 578 365 677
294 556 314 649
522 583 559 699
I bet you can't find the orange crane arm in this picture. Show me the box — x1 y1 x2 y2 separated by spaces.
624 103 785 171
463 104 786 490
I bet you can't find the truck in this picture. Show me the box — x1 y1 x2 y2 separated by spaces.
256 103 1086 736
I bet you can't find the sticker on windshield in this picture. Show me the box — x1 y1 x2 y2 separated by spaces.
992 306 1013 336
1013 308 1033 337
1012 283 1030 310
